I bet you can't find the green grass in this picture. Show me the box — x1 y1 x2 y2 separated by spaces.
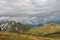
26 24 60 37
0 24 60 40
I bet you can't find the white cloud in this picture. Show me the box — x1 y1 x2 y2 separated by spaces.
0 14 60 25
0 1 7 4
0 0 59 15
49 16 56 19
0 16 38 24
0 0 60 25
13 0 34 8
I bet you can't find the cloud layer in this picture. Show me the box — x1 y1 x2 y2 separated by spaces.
0 0 60 15
0 14 60 25
0 0 60 24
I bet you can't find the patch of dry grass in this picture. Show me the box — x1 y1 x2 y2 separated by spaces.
0 32 56 40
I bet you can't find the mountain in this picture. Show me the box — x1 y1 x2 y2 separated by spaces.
0 21 60 40
0 20 31 33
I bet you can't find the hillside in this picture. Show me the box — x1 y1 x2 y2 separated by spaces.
0 32 55 40
26 24 60 37
0 22 60 40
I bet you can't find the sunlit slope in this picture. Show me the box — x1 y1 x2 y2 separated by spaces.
26 24 60 36
0 32 54 40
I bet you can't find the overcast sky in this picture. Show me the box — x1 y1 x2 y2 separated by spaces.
0 0 60 24
0 0 60 15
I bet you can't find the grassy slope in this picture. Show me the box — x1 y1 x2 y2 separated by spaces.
0 24 60 40
26 24 60 38
0 32 54 40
